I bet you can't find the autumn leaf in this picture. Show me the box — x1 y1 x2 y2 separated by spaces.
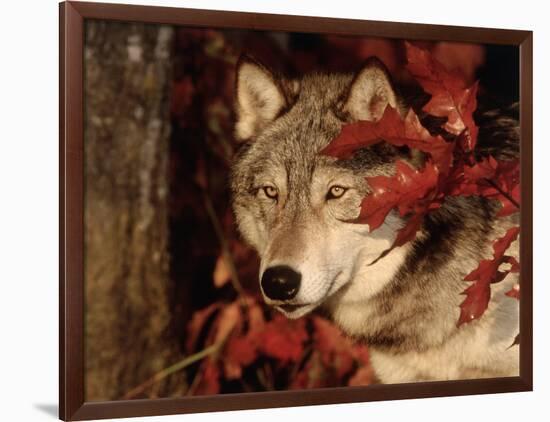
483 159 520 216
213 302 241 344
457 282 491 328
495 183 520 217
505 282 520 300
445 156 519 216
444 157 494 198
185 296 375 393
405 41 479 151
221 301 265 379
247 301 267 333
458 227 520 326
223 335 258 379
391 212 428 249
258 314 307 363
344 159 444 260
350 344 370 366
357 160 439 231
321 107 454 173
195 358 221 395
291 318 373 389
213 254 231 287
463 155 498 180
348 365 374 387
291 351 326 389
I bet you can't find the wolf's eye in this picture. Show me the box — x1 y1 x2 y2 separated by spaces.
326 185 347 200
262 186 279 200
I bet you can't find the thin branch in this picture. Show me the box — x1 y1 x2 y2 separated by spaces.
484 178 520 209
185 368 204 396
122 343 220 400
203 192 246 298
255 367 270 390
289 345 312 382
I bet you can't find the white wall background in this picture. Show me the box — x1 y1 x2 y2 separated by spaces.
0 0 546 420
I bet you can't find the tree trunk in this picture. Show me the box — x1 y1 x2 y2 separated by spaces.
84 20 184 401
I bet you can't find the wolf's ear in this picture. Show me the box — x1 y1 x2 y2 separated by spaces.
343 57 398 122
235 55 287 141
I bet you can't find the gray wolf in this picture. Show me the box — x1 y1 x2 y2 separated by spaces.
230 54 519 383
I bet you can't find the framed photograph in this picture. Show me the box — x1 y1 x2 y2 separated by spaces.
59 1 533 420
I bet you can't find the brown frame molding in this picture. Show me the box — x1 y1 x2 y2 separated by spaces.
59 1 533 420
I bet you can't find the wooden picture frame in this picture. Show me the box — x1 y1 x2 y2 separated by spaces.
60 1 533 420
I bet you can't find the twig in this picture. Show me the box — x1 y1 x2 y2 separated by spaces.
122 343 221 400
263 362 274 390
484 178 520 209
203 192 246 298
185 368 204 396
255 367 269 390
289 345 312 382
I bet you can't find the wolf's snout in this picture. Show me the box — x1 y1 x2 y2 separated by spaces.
261 266 301 301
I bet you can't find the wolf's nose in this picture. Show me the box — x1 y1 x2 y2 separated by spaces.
261 265 301 301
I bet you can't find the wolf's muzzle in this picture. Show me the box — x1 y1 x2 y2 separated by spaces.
261 265 301 301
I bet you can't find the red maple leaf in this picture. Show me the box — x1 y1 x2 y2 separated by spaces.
481 159 520 217
463 155 499 181
405 41 479 151
357 160 442 255
392 212 428 249
258 314 307 363
445 156 520 216
195 358 221 395
357 160 439 230
458 227 520 326
223 335 258 379
348 365 375 387
505 282 520 300
290 352 326 390
221 301 265 379
321 107 454 173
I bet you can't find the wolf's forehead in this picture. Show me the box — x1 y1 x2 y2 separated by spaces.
247 140 398 190
251 152 356 190
252 151 320 182
252 73 351 150
239 72 360 187
297 72 352 105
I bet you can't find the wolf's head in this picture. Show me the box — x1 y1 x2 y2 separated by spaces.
231 55 410 318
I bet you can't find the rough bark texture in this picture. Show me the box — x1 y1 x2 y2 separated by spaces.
84 21 184 401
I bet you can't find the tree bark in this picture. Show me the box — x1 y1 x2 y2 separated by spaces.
84 20 184 401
